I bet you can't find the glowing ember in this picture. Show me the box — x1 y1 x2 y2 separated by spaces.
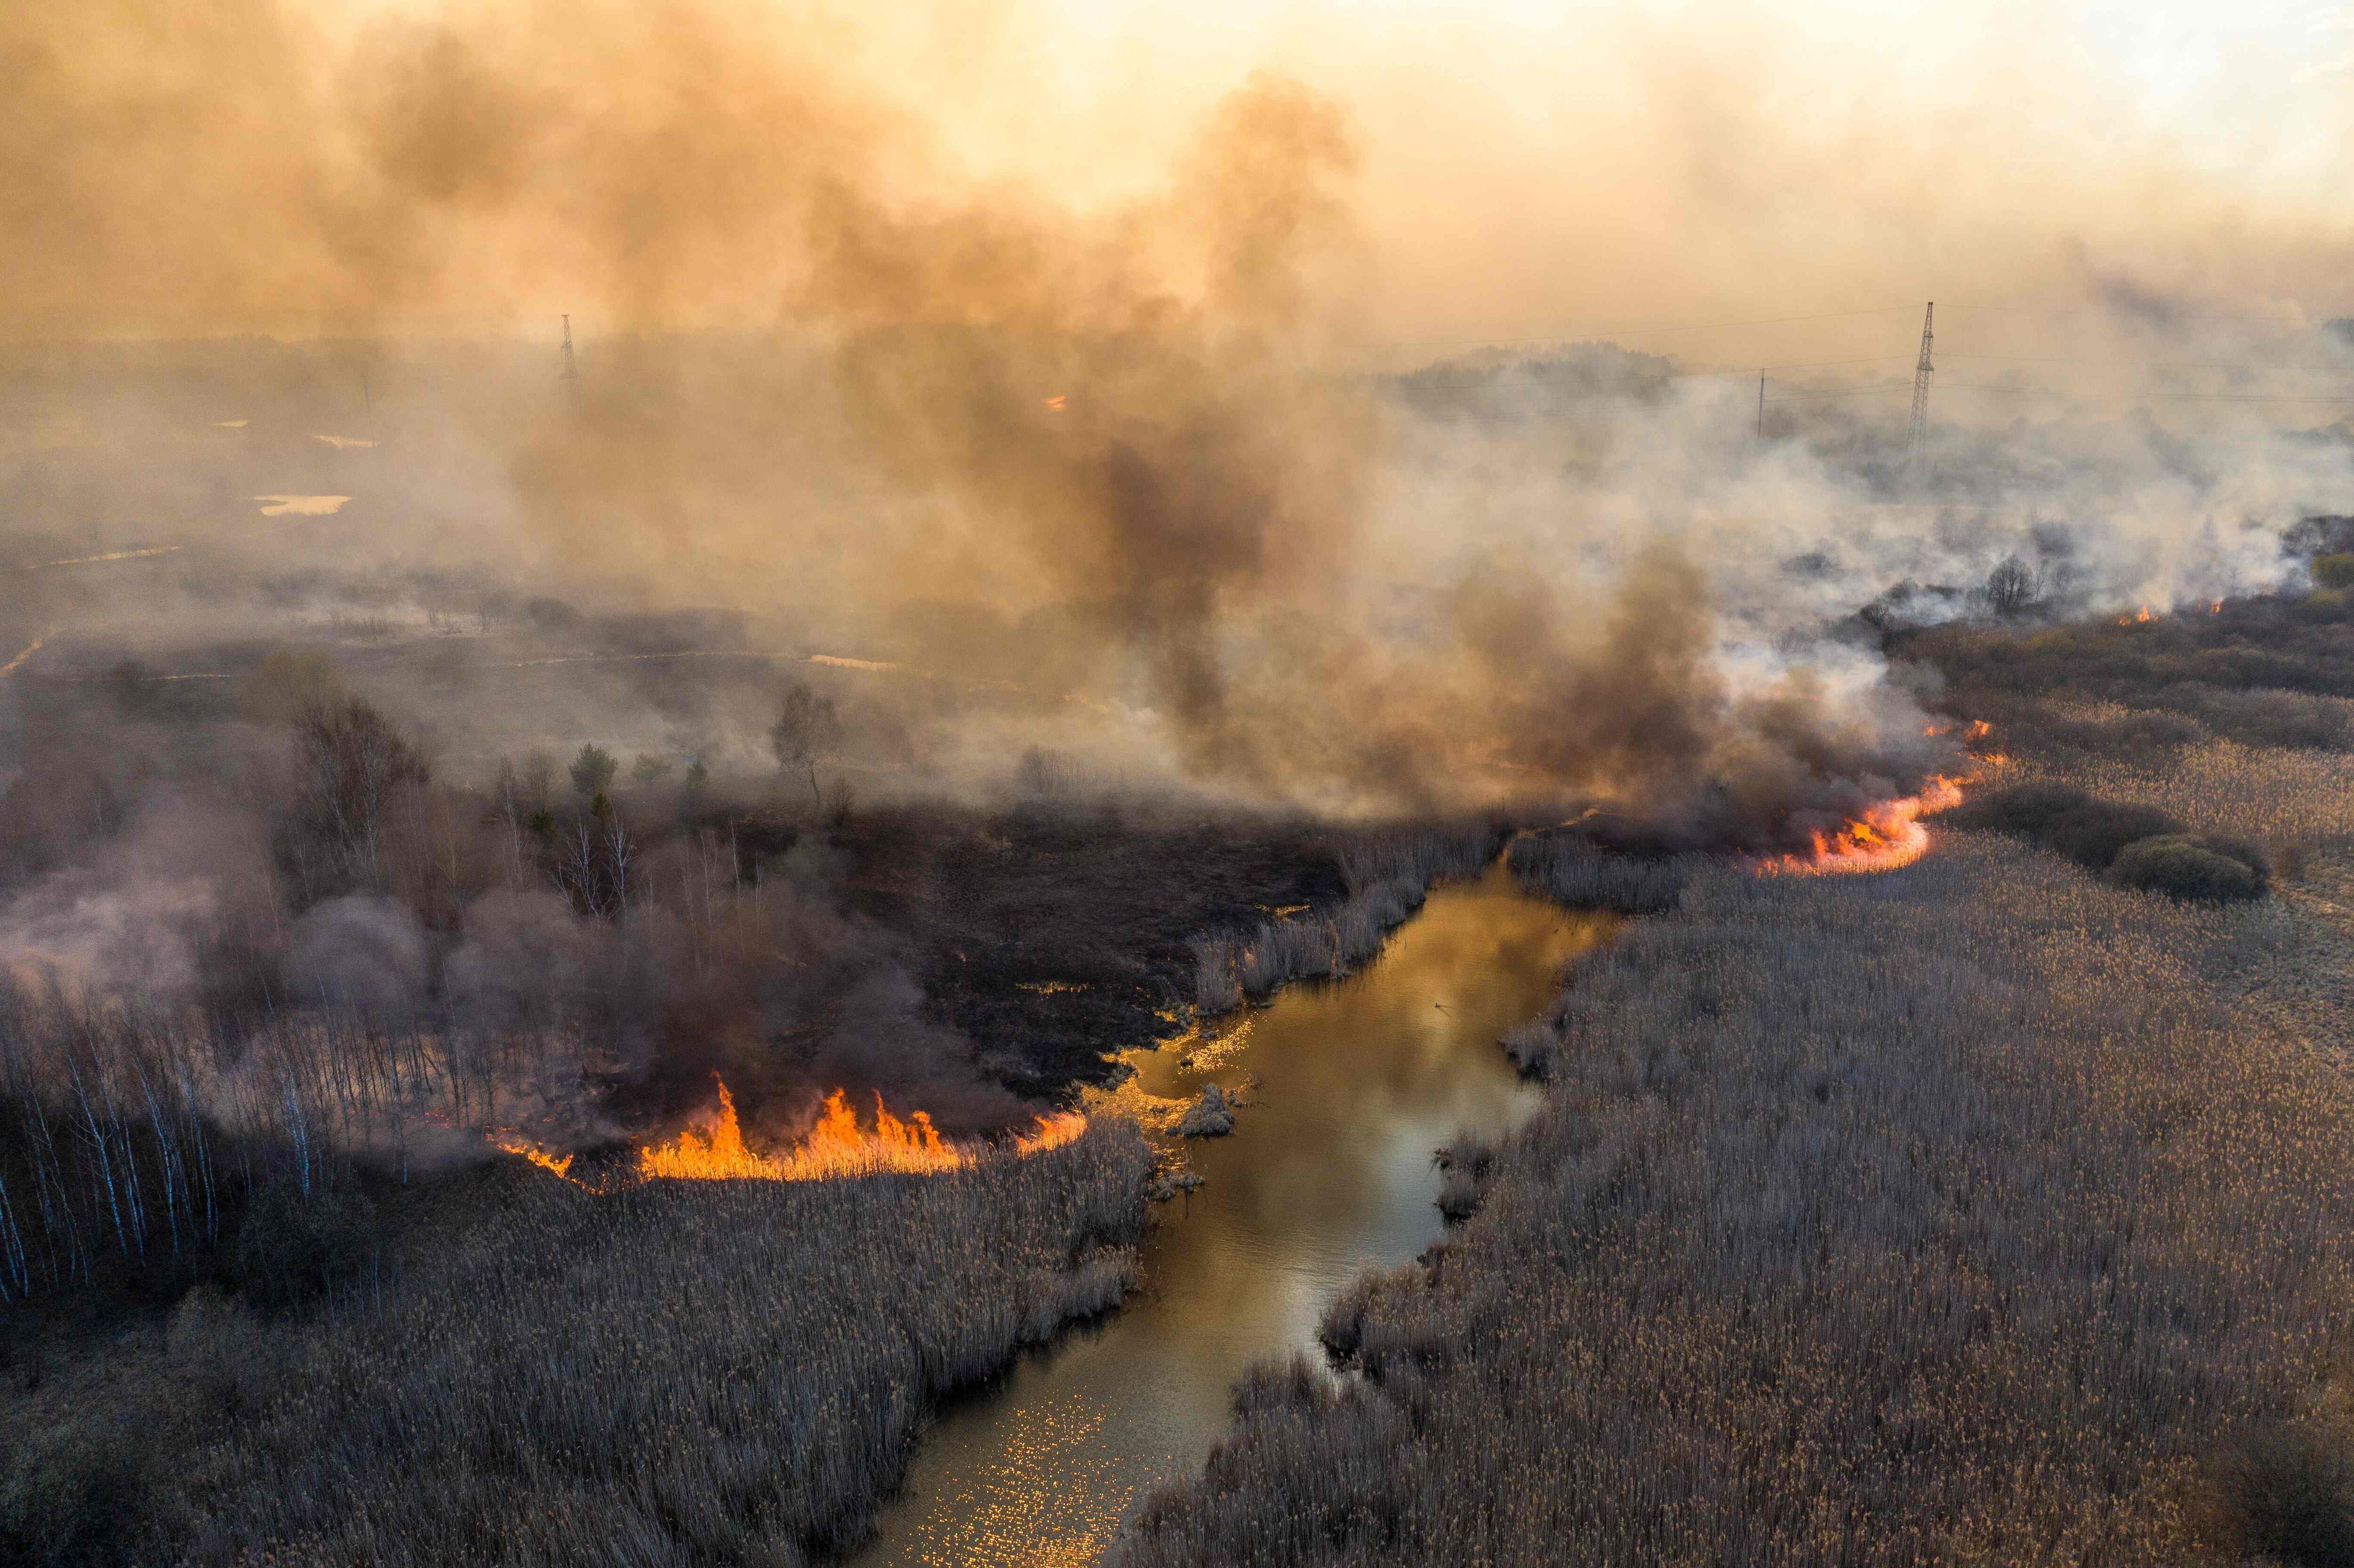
635 1077 1084 1182
1757 776 1966 877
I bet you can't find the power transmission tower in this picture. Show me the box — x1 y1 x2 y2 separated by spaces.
559 314 579 381
1906 301 1934 451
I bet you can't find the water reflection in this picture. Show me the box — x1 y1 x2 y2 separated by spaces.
853 866 1614 1566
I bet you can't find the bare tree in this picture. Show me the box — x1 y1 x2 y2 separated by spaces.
291 699 430 893
769 682 841 811
1984 556 2039 618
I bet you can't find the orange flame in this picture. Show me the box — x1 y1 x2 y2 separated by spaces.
1757 775 1967 877
634 1078 1084 1182
494 1137 576 1180
1014 1110 1088 1155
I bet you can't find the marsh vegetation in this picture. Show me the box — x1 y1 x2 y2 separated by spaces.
1116 588 2354 1567
1119 837 2354 1565
6 1122 1151 1566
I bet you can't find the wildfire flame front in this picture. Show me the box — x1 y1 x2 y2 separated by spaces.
1757 776 1967 877
633 1078 1086 1182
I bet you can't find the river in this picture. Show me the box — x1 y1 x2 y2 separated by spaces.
852 863 1613 1567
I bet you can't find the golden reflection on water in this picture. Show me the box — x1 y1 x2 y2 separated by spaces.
855 864 1615 1567
898 1394 1135 1568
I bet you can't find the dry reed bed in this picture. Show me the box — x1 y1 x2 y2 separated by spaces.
152 1122 1152 1567
1114 834 2354 1565
1190 827 1502 1013
2028 739 2354 850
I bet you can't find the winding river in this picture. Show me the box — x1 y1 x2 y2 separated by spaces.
852 864 1614 1567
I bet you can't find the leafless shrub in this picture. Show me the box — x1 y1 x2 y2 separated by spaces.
822 775 856 827
2272 835 2316 881
1178 1083 1235 1138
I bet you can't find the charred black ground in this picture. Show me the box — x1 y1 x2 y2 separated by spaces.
821 805 1349 1095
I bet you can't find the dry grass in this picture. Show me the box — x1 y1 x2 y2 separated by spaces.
1506 833 1699 914
2034 741 2354 851
1114 836 2354 1565
4 1122 1152 1567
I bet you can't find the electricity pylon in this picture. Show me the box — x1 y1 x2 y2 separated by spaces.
1906 301 1934 452
559 314 579 381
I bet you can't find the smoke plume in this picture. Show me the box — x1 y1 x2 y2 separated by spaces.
3 0 2351 833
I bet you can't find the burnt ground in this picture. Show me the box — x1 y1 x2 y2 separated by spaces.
746 804 1352 1097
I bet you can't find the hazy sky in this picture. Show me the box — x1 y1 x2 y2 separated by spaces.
8 0 2349 345
6 2 2350 824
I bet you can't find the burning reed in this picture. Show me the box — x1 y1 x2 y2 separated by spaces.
632 1077 1087 1183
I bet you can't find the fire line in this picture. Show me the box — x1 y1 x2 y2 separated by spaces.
496 1077 1087 1188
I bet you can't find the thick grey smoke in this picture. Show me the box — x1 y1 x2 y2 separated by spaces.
0 788 273 1001
287 894 428 1019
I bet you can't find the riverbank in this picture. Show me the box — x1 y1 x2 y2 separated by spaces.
1114 595 2354 1566
1117 833 2354 1564
0 810 1502 1567
852 864 1612 1566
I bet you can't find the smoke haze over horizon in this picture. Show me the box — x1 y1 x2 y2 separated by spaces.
4 0 2353 826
